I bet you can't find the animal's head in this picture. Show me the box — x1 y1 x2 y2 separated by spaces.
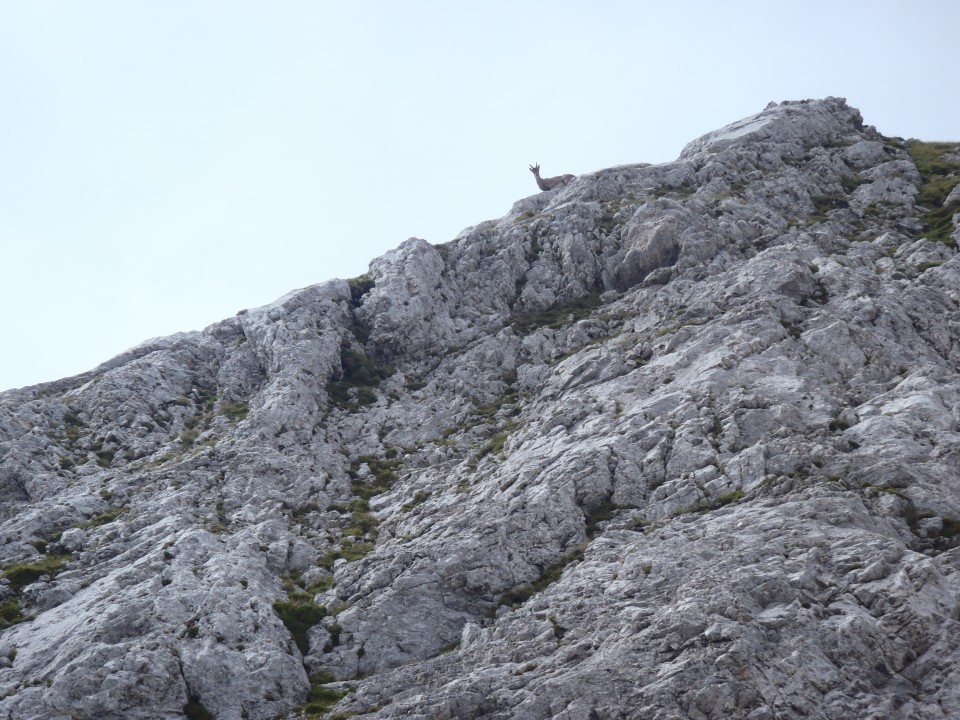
529 163 541 176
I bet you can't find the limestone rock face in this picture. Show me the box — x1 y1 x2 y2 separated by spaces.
2 97 960 719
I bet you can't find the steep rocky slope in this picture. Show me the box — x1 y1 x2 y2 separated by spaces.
1 97 959 719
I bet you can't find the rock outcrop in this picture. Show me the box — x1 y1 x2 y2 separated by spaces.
1 97 960 719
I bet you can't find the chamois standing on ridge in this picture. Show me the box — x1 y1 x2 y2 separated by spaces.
529 163 574 191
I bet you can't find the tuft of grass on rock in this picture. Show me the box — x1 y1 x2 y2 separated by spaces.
182 697 215 720
219 401 249 421
301 672 353 718
511 289 604 335
498 544 586 608
2 555 69 592
326 341 393 410
401 490 430 512
273 596 327 655
82 507 126 529
908 140 960 246
0 598 25 631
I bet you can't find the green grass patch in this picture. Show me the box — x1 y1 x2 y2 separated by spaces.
2 555 69 591
701 488 744 511
94 448 116 468
597 194 641 234
808 193 849 222
347 274 375 307
780 320 803 339
840 173 868 193
304 686 349 717
940 516 960 538
478 431 509 460
180 427 200 448
335 542 374 563
319 541 376 570
0 598 25 631
329 498 372 515
348 456 401 503
511 289 604 334
829 416 852 432
584 500 620 536
908 140 960 245
182 698 215 720
219 401 249 421
82 507 126 528
349 456 401 484
300 671 354 718
401 490 430 512
343 508 379 538
64 412 85 428
273 596 328 656
326 342 393 409
549 615 567 641
348 479 389 504
324 621 342 650
63 412 85 443
498 544 586 608
651 183 694 198
404 377 428 391
459 374 523 436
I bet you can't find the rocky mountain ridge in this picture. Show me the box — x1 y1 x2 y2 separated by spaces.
1 97 960 719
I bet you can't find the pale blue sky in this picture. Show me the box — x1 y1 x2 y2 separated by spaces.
2 1 958 391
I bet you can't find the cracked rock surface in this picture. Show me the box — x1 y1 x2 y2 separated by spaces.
2 97 960 719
